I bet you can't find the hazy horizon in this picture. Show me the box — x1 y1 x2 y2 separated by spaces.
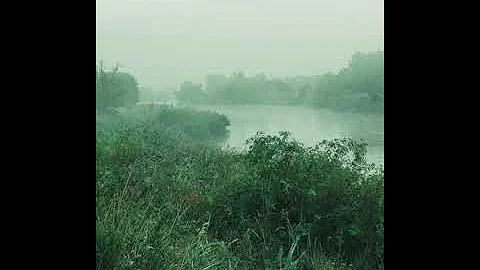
96 0 384 90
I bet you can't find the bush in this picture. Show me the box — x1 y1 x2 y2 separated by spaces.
129 104 231 143
208 132 384 269
96 106 383 269
96 63 139 113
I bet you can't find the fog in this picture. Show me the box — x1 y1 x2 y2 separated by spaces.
96 0 384 89
96 0 384 164
97 2 385 266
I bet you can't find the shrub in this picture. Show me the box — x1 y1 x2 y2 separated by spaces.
96 106 383 269
208 132 384 269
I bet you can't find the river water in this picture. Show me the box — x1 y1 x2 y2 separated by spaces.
194 104 384 166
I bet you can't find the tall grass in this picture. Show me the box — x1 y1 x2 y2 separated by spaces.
96 105 383 270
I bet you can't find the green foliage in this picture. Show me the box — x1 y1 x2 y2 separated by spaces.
175 81 209 104
131 104 231 143
96 62 139 113
179 50 383 112
311 51 384 113
137 86 175 103
96 106 383 270
204 72 299 105
208 131 383 269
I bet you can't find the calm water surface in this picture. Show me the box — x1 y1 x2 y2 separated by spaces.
195 104 384 166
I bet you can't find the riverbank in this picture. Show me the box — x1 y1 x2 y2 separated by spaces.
96 105 384 269
192 104 384 166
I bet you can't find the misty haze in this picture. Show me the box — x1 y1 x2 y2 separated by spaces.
97 1 384 269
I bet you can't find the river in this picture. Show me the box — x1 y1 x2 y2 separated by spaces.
194 104 384 166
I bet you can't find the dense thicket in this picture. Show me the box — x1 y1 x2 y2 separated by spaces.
173 51 384 114
96 105 383 270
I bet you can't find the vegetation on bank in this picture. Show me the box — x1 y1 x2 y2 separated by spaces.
171 50 384 114
96 104 384 270
309 51 384 113
96 62 139 113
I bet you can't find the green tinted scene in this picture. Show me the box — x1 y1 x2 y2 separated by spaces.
97 1 384 269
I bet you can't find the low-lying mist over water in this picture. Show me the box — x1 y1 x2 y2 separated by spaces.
194 104 384 165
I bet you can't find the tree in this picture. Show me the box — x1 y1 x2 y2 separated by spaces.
96 62 139 113
310 51 384 113
174 81 209 104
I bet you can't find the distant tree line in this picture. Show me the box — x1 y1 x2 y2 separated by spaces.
174 50 384 114
204 72 303 105
137 86 175 103
174 81 209 104
173 73 304 106
309 50 384 113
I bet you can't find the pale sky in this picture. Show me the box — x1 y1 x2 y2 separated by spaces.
96 0 384 89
